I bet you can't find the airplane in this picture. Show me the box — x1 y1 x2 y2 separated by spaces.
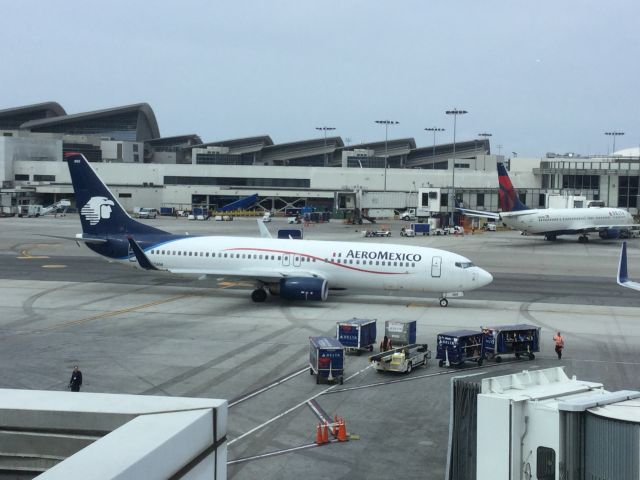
459 162 637 242
617 241 640 291
59 153 493 307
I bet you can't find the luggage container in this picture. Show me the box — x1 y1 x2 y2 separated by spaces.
336 318 377 354
277 229 303 239
482 324 540 362
384 320 417 347
436 330 485 368
309 336 345 384
410 223 430 235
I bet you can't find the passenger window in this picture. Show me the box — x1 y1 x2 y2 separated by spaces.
224 253 227 258
206 252 209 257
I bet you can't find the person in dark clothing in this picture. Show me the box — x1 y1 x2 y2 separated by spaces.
69 365 83 392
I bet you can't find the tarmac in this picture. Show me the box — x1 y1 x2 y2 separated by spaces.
1 214 639 479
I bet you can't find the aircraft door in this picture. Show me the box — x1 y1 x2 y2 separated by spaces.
431 256 442 277
293 255 302 267
282 253 290 266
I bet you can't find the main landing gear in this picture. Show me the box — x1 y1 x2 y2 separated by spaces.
544 234 557 241
439 298 449 308
251 288 267 302
578 235 589 243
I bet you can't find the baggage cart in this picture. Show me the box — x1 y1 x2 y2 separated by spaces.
309 336 345 384
369 344 430 374
482 324 540 363
436 330 485 368
336 318 377 354
384 320 417 347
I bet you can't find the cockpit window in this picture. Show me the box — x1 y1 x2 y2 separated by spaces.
455 261 475 269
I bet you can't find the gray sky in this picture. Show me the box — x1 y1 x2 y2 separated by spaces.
2 0 638 157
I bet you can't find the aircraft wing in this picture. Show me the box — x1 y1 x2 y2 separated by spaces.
167 267 325 283
258 219 273 238
617 241 640 291
456 208 500 220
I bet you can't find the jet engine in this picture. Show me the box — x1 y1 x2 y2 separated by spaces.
599 229 620 239
278 277 329 301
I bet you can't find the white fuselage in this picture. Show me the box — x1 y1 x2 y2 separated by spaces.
500 207 634 235
126 236 493 295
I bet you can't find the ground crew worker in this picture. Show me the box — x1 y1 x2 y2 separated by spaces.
553 332 564 359
380 335 392 352
69 365 83 392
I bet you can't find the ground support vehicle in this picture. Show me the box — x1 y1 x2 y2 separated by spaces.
309 336 345 384
138 208 158 219
336 318 377 354
436 330 485 368
369 344 430 373
400 226 415 237
384 320 417 347
410 223 430 235
483 324 540 362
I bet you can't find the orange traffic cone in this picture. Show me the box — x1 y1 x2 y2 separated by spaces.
332 415 339 436
316 423 324 445
322 421 329 444
337 417 347 442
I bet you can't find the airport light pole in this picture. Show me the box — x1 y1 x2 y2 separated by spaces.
315 126 336 166
605 131 624 155
445 109 467 225
375 120 399 191
425 127 445 169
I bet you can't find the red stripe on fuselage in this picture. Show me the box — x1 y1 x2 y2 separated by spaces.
224 247 410 275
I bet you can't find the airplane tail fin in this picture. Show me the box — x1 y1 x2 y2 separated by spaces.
497 162 529 211
618 241 629 284
65 153 167 237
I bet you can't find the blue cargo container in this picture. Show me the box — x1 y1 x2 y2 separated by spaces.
482 324 540 362
277 229 303 239
436 329 485 368
336 318 377 353
410 223 430 235
384 320 417 346
309 336 345 384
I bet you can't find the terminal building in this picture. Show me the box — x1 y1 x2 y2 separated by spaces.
1 102 639 219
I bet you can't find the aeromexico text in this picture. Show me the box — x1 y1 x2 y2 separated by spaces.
345 250 422 262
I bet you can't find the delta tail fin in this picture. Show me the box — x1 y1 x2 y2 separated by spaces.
65 153 167 237
497 162 529 212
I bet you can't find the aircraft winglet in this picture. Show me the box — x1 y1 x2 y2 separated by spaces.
127 237 160 271
258 219 273 238
617 241 640 291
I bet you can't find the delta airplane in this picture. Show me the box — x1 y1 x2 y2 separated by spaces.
61 153 493 307
460 163 636 242
617 241 640 291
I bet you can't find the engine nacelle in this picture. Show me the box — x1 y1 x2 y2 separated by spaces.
599 229 620 239
279 277 328 301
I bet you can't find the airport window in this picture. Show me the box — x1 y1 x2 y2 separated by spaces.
476 193 484 206
163 176 310 188
14 174 29 181
441 193 449 207
536 447 555 480
539 194 546 207
34 175 55 182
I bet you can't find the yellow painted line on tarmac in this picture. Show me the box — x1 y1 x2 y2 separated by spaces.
218 281 254 289
30 294 191 334
42 264 67 269
17 249 50 260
